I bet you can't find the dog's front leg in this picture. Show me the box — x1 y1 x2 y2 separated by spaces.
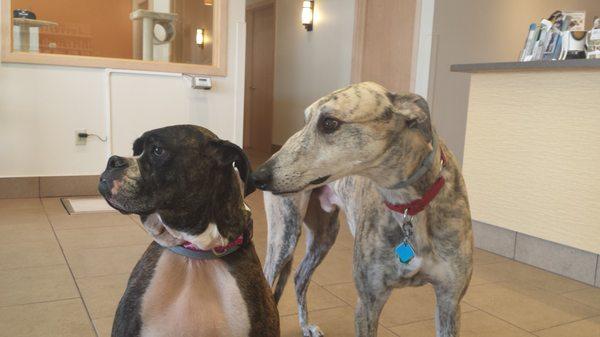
263 190 311 302
295 189 340 337
353 231 391 337
354 279 390 337
432 270 471 337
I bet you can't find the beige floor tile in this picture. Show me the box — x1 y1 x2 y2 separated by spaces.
55 225 151 250
0 240 65 270
50 212 138 231
326 282 476 328
0 198 42 211
129 214 143 225
65 244 149 278
563 287 600 310
473 248 510 265
311 245 354 286
0 299 96 337
0 221 57 245
277 277 347 316
471 260 589 293
77 273 129 319
0 264 78 306
41 197 68 214
93 316 114 337
280 306 397 337
43 197 139 230
390 310 536 337
0 209 48 226
463 281 600 331
335 220 356 250
534 316 600 337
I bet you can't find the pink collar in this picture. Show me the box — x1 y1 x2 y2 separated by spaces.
169 220 253 259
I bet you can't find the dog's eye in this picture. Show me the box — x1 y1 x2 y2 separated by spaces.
152 145 165 157
319 117 342 134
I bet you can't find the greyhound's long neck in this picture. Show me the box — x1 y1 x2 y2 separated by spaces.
374 132 443 205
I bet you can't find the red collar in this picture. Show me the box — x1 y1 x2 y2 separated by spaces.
384 151 446 216
170 220 253 259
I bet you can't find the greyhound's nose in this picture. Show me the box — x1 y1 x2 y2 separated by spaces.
107 155 129 169
251 166 273 191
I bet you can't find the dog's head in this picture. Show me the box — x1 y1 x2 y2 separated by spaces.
98 125 254 247
251 82 432 194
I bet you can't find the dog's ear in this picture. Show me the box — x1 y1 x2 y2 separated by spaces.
133 137 144 156
208 140 255 197
386 92 433 143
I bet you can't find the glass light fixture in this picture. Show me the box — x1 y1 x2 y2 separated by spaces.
196 28 205 48
204 0 213 6
301 0 314 31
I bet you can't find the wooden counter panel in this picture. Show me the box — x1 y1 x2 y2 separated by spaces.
462 71 600 254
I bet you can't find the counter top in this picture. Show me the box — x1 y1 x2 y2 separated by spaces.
451 59 600 73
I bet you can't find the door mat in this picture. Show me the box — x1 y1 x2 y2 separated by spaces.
60 197 117 215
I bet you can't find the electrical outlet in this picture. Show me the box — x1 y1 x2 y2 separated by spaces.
75 129 87 146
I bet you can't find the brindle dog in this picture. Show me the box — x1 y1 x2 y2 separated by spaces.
252 82 473 337
98 125 279 337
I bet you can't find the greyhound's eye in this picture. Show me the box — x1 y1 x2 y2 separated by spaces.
319 117 342 134
152 145 165 157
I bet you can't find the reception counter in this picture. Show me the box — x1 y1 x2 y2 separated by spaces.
452 60 600 286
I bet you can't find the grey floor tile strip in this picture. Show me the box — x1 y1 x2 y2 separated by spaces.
474 220 599 287
515 233 597 285
472 220 516 258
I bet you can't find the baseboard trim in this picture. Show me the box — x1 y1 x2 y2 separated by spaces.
473 220 599 287
0 175 100 199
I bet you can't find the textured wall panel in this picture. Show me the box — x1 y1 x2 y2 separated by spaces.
463 71 600 254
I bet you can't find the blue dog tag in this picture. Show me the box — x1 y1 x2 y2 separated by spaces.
395 240 415 264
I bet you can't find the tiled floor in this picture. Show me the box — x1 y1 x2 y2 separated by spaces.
0 152 599 336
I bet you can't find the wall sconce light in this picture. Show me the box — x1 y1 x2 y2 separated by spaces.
196 28 205 48
301 0 314 31
203 0 213 6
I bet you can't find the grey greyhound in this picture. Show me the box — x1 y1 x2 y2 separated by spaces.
251 82 473 337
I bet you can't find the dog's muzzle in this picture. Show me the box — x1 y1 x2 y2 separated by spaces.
250 165 273 191
98 155 130 197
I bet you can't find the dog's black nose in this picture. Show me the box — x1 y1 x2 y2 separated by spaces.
107 155 129 169
251 166 273 191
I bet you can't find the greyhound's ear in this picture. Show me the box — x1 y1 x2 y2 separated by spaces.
386 92 433 143
132 137 144 156
208 140 255 197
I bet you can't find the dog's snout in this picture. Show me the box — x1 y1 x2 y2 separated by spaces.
251 166 273 191
108 155 129 169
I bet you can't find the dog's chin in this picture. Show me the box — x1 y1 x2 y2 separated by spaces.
269 175 333 195
102 196 132 214
270 189 304 196
102 195 154 216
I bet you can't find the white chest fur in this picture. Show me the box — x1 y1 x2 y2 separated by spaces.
140 251 251 337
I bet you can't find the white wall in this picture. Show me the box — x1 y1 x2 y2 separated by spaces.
271 0 355 145
0 2 246 177
411 0 435 98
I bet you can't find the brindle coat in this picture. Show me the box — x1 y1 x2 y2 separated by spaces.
98 125 279 337
252 82 473 337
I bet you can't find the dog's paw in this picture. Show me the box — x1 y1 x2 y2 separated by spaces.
302 324 324 337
